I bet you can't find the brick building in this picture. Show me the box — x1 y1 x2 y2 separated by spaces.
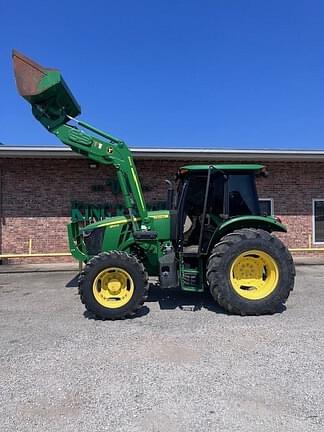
1 146 324 263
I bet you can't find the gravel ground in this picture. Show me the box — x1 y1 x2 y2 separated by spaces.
0 266 323 432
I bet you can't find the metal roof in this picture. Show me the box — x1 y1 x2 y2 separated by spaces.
1 146 324 161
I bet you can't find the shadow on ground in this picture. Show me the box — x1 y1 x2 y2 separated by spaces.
66 274 226 316
146 283 226 314
83 306 150 320
66 276 286 318
66 274 80 288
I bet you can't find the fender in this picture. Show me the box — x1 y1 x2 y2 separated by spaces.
206 215 287 255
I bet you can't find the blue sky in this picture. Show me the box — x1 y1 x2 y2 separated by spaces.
1 0 323 149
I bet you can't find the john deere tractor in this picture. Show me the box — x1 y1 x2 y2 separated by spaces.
13 50 295 319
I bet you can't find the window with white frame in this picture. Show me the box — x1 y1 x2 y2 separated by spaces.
313 200 324 243
259 198 274 216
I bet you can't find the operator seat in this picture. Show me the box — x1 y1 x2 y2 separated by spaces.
183 215 193 234
182 215 199 254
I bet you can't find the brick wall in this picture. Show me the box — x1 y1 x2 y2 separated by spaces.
1 157 324 263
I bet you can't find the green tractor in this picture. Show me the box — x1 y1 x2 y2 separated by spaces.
12 50 295 320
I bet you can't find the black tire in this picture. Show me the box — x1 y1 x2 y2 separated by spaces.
206 228 295 315
79 251 148 320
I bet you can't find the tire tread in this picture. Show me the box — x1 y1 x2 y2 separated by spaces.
207 228 295 315
78 251 148 320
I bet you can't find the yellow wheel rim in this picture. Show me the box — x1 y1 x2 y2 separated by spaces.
92 267 134 309
230 250 279 300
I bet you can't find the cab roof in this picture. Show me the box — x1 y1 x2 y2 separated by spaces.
179 164 264 173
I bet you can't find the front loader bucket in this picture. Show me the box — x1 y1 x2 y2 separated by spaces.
12 50 81 130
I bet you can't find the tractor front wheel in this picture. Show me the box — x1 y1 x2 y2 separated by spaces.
79 251 148 320
206 228 295 315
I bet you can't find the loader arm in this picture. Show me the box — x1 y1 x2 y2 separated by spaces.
53 120 147 224
12 50 148 226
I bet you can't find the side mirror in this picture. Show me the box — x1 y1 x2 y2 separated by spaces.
165 180 174 210
256 167 269 178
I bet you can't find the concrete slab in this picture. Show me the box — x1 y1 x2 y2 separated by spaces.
0 262 79 273
292 256 324 265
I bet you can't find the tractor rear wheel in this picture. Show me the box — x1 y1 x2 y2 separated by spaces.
206 228 295 315
79 251 148 320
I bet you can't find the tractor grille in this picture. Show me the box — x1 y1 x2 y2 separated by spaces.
83 228 105 255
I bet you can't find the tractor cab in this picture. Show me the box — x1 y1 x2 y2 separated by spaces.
175 164 264 255
169 164 266 292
